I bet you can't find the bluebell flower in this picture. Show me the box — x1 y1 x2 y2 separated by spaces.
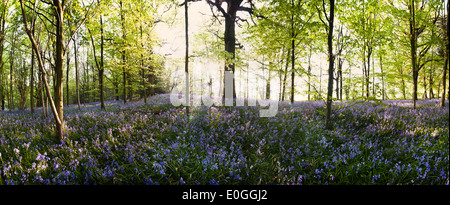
179 177 186 185
209 179 219 185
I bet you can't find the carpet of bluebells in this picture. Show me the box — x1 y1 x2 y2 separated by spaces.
0 95 448 185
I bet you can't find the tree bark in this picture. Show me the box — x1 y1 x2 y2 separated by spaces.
325 0 335 130
409 0 418 109
290 35 295 104
282 49 290 101
100 14 105 109
30 42 35 113
222 1 241 100
308 46 312 101
0 0 8 111
185 0 190 115
66 43 70 106
9 30 15 112
53 0 65 140
74 33 81 110
20 0 64 142
380 55 385 100
441 46 448 107
120 0 127 104
366 45 372 100
441 0 449 107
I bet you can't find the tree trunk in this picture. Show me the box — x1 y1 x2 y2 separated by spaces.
120 0 127 104
290 0 296 104
222 0 241 101
325 0 335 130
380 55 385 100
290 37 295 104
30 43 35 113
74 33 81 110
100 14 105 109
441 0 449 107
308 47 312 101
441 48 448 107
20 0 64 142
0 0 7 111
409 0 418 109
9 31 15 112
282 49 290 101
266 64 271 100
422 73 427 99
366 46 372 100
54 0 65 141
66 43 70 106
185 0 190 115
362 41 366 99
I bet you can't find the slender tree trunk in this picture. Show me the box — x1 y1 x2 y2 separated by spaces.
319 62 323 98
308 46 312 101
380 55 385 100
372 52 375 97
401 76 406 100
447 0 450 103
409 0 418 109
9 31 15 112
54 0 65 141
40 70 46 116
290 1 296 104
422 73 427 99
340 60 343 100
366 46 372 100
282 49 290 101
30 47 35 113
441 47 448 107
185 0 190 115
120 0 127 104
74 33 81 110
266 63 271 100
30 17 39 113
0 0 7 111
441 0 449 107
335 58 341 100
290 36 295 104
325 0 335 130
66 44 70 106
362 41 366 98
100 14 105 109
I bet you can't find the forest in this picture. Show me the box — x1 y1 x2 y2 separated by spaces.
0 0 448 186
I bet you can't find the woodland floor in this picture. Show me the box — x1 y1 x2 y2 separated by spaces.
0 95 448 185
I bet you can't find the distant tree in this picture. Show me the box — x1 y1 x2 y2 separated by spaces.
441 0 449 107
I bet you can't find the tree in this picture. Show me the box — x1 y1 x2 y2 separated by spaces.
248 0 316 103
120 0 128 104
404 0 441 108
441 0 449 107
20 0 95 142
88 0 106 109
316 0 335 129
184 0 190 116
0 0 9 111
206 0 256 101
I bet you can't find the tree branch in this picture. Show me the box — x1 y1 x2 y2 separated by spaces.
206 0 229 19
63 0 98 56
